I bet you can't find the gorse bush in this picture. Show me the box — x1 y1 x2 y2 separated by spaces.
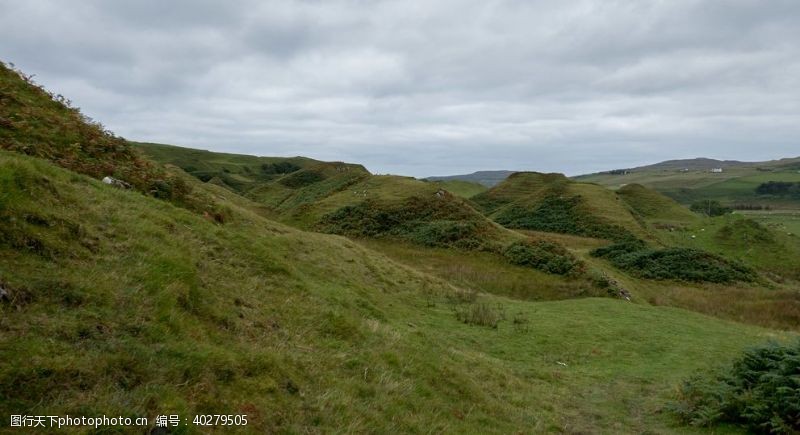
672 341 800 433
319 196 490 250
494 195 634 241
591 240 756 283
503 240 582 275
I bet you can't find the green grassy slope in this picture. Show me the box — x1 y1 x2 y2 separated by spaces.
2 152 794 433
472 172 654 241
136 142 319 193
429 179 488 198
576 158 800 209
617 183 698 224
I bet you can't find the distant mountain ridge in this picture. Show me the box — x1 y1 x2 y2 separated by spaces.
580 156 800 175
426 170 516 187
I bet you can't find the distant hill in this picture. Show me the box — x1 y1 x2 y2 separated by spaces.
426 170 515 187
576 156 800 209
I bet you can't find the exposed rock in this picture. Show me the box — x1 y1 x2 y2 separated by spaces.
102 176 132 189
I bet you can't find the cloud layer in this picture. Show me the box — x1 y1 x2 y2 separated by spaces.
2 0 799 176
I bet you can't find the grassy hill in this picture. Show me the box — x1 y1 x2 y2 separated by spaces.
472 172 656 241
136 142 319 193
576 157 800 209
426 170 515 187
3 60 800 433
428 179 488 198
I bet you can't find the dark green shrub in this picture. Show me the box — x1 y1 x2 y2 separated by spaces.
262 161 301 175
320 196 490 250
690 200 732 217
279 170 326 188
756 181 800 198
672 341 800 433
591 240 755 283
503 240 581 275
494 195 635 241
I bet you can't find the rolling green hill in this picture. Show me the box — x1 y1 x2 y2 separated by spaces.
426 170 515 187
576 157 800 209
3 60 800 433
136 142 319 193
472 172 656 241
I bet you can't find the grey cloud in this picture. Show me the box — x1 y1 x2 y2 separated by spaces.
1 0 798 177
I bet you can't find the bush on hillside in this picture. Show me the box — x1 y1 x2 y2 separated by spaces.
591 240 756 283
494 195 635 241
503 240 582 275
279 170 326 188
690 200 732 217
261 161 301 175
672 341 800 433
319 196 489 250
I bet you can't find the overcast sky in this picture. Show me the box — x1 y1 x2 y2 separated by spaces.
2 0 799 176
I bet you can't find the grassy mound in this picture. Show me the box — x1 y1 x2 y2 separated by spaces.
617 183 697 222
591 240 757 283
673 340 800 433
320 195 493 250
137 142 316 193
716 218 776 246
472 172 647 241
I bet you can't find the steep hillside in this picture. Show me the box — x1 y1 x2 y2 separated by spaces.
472 172 651 241
0 63 182 196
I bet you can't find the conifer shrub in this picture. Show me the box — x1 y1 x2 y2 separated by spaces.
672 341 800 433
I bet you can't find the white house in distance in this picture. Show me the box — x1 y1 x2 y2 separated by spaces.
710 168 723 173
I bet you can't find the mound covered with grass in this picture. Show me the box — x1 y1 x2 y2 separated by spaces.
472 172 647 241
591 240 756 283
136 142 316 193
617 183 697 222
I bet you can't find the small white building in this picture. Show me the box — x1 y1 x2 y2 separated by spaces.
710 168 723 173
